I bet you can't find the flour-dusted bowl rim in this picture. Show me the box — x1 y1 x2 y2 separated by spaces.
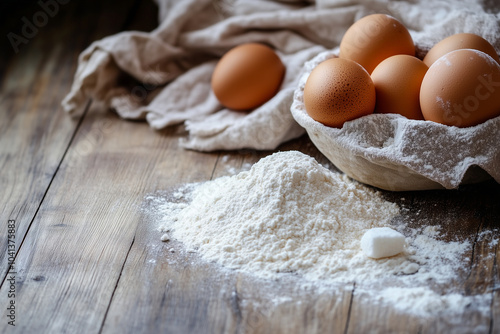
291 48 500 191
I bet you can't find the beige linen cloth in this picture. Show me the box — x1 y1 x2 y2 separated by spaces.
62 0 500 151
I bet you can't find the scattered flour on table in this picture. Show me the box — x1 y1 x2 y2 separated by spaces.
149 151 490 317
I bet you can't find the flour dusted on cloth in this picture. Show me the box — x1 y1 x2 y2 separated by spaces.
61 0 500 151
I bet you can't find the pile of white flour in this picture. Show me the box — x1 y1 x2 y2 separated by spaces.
153 151 490 317
160 151 400 279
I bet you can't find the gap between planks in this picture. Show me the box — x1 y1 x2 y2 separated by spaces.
0 100 90 289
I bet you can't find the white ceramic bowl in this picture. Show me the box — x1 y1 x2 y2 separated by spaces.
291 49 500 191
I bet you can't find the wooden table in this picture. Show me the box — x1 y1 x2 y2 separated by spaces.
1 1 499 333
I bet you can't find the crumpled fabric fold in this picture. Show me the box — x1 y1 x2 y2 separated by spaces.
62 0 499 151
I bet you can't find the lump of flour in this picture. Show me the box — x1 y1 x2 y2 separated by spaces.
159 150 401 281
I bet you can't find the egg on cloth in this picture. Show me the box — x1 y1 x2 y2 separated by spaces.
211 43 285 111
339 14 415 74
420 49 500 127
423 33 500 67
303 57 375 128
371 55 428 120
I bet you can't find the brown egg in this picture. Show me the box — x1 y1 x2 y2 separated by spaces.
420 49 500 127
423 33 500 67
339 14 415 74
211 43 285 110
304 58 375 128
371 55 428 120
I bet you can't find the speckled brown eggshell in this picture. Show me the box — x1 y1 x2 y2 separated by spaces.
303 58 376 128
420 49 500 127
211 43 285 111
423 33 500 67
339 14 415 74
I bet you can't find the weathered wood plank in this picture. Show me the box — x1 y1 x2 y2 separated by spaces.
0 104 220 333
100 190 239 334
0 0 151 332
0 0 142 283
229 277 352 334
100 136 353 334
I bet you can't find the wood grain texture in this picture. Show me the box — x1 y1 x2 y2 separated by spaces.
101 137 353 334
0 109 212 333
0 0 149 332
0 0 140 282
0 0 499 333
